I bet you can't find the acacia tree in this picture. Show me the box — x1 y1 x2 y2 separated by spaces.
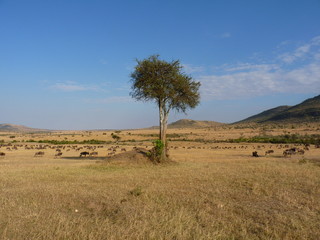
130 55 201 161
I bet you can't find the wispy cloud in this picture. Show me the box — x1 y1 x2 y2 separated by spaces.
278 36 320 64
182 64 205 74
86 96 133 104
220 32 231 39
223 63 280 72
199 36 320 100
100 59 108 65
50 81 102 92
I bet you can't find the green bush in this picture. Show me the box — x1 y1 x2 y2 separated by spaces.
153 139 164 157
111 134 121 141
148 139 165 163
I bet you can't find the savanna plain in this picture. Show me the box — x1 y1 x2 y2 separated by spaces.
0 123 319 240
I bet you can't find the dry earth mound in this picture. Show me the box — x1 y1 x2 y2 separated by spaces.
105 148 153 164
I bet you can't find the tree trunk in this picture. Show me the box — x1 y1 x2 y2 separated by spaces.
159 102 168 161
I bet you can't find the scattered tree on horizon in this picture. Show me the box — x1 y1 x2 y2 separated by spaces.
130 55 201 162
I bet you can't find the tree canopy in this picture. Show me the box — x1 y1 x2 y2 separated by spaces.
130 55 201 114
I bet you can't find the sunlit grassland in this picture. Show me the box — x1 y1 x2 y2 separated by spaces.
1 151 319 239
0 124 320 239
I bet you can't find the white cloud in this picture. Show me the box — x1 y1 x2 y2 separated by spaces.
199 36 320 100
199 63 320 100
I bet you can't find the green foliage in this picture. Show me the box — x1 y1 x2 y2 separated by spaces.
153 139 164 156
130 55 201 113
111 133 121 141
147 140 165 163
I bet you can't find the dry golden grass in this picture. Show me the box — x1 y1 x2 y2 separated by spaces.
0 125 320 239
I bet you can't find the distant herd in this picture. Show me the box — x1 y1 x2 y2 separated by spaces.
252 143 319 157
0 143 133 159
0 142 319 159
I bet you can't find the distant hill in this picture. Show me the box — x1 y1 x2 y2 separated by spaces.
0 123 47 132
238 106 291 123
168 119 224 128
237 95 320 124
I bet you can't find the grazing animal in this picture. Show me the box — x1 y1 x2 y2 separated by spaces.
0 152 5 157
252 151 259 157
54 152 63 158
80 151 90 157
34 151 45 157
265 150 274 155
283 149 295 157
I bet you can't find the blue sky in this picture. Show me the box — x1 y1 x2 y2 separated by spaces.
1 0 320 130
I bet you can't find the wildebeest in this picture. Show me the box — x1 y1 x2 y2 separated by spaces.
80 151 90 157
283 149 295 157
54 152 63 158
252 151 259 157
34 151 45 157
265 150 274 155
0 152 5 157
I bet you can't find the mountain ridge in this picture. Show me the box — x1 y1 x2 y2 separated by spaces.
237 95 320 124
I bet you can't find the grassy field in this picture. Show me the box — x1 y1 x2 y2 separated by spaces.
0 125 319 239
